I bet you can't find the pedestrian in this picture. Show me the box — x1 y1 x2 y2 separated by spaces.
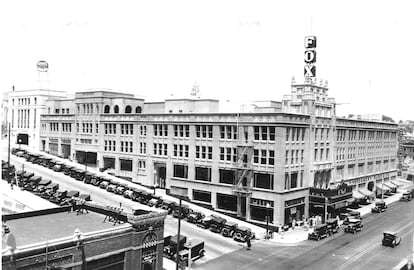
246 235 251 250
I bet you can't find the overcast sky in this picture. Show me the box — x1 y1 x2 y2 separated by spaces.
1 0 413 121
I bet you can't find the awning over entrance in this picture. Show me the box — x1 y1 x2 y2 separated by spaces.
352 190 365 200
358 188 375 198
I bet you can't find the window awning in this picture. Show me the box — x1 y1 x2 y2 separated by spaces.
376 185 391 192
391 180 403 187
383 182 397 189
358 188 375 198
352 190 365 200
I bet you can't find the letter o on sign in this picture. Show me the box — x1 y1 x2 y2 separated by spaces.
304 50 316 63
37 60 49 72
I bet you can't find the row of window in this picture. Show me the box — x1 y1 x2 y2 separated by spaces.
286 127 306 142
13 97 36 106
120 141 133 153
55 108 70 114
286 149 305 164
337 129 397 142
120 124 133 135
16 109 34 129
103 105 142 114
253 149 275 165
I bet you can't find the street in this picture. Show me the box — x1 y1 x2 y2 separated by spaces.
4 154 243 265
197 198 413 270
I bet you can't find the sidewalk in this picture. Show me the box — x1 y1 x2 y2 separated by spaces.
266 185 411 245
12 147 266 239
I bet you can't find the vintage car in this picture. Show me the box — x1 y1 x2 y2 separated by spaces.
172 204 192 219
79 194 92 201
99 180 110 189
176 239 205 266
197 215 215 229
186 211 205 224
106 184 118 193
160 200 178 214
343 211 362 225
326 218 340 234
147 195 163 207
209 216 227 233
164 234 187 259
400 191 413 202
344 218 363 234
83 172 97 184
52 162 65 172
233 226 255 243
382 231 401 247
371 200 387 213
221 221 238 237
114 184 128 195
308 224 329 240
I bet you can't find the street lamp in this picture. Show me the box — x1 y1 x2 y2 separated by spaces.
266 202 271 239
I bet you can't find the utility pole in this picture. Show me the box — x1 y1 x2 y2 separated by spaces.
176 198 182 270
7 123 11 185
325 197 328 223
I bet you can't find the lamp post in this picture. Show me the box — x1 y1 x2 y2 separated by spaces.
266 202 271 239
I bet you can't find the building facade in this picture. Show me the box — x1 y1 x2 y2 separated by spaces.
2 204 167 270
39 79 398 227
3 88 68 150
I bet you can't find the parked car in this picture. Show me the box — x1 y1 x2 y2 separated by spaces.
99 180 110 189
221 221 238 237
326 218 340 235
147 195 163 207
114 184 128 195
382 231 401 247
79 194 92 201
107 184 118 193
400 191 413 201
176 239 205 266
173 204 192 219
161 200 178 214
209 216 227 233
52 162 64 172
164 234 187 259
233 226 255 242
344 218 363 234
83 172 96 184
197 215 215 229
63 165 75 175
91 176 104 186
371 200 387 213
308 224 329 240
186 211 205 224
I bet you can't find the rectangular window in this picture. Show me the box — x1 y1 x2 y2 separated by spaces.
173 164 188 178
193 190 211 203
290 172 298 188
217 193 237 212
195 167 211 182
219 169 235 185
254 149 259 164
120 159 132 171
253 173 273 189
254 127 260 140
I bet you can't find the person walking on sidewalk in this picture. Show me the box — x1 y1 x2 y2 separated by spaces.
246 234 251 250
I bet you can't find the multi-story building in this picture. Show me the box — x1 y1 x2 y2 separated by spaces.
3 87 68 150
39 36 398 227
39 80 398 227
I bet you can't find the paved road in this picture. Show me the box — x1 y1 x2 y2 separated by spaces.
197 193 414 270
4 154 242 265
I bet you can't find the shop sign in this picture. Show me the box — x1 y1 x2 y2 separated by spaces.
290 207 297 214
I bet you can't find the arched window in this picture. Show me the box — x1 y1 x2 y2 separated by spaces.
114 105 119 113
104 105 110 114
125 105 132 113
135 106 142 113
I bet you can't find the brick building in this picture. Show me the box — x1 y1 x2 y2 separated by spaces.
2 204 167 270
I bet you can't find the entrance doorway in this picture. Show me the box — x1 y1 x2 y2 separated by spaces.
154 163 166 189
367 181 374 191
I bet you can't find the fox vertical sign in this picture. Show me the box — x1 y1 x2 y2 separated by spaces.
304 36 317 79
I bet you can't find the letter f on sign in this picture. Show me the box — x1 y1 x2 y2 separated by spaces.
305 36 317 48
